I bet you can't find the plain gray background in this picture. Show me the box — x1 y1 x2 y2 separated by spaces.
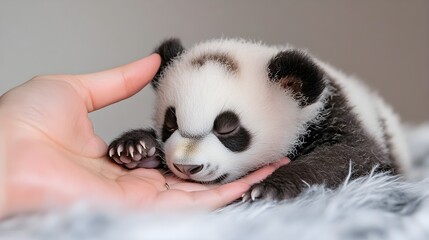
1 0 428 142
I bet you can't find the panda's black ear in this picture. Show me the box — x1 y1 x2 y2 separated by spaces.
267 50 326 106
152 38 185 90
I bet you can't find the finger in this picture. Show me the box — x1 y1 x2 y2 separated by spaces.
76 54 161 112
167 181 212 192
269 157 291 168
154 182 250 211
237 157 290 185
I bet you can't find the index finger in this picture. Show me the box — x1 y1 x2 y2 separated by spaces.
235 157 290 185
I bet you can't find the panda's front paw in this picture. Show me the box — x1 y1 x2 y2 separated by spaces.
242 181 297 202
108 129 162 169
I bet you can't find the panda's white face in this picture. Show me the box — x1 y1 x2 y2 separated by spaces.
152 39 326 183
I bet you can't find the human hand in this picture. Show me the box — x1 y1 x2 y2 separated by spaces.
0 54 290 217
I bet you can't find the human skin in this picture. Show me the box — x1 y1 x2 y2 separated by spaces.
0 54 289 218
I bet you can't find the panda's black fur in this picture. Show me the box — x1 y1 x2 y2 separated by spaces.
109 38 408 201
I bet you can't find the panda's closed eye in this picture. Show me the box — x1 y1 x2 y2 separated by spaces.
161 107 178 142
213 111 240 136
164 107 178 132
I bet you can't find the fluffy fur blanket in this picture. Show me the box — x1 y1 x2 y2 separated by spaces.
1 125 428 240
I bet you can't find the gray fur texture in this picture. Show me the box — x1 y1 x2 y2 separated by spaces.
1 124 429 240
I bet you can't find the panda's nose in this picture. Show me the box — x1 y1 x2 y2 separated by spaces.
173 164 204 176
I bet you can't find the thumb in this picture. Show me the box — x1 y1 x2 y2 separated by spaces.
76 54 161 112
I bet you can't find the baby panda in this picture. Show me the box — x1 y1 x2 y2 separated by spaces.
108 38 410 201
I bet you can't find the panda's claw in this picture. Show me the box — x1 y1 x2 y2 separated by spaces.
242 192 251 202
117 144 124 156
108 148 115 158
241 187 262 202
250 187 262 201
136 144 143 154
139 141 146 149
243 181 293 202
128 145 135 158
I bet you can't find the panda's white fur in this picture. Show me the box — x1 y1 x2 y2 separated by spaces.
151 39 408 182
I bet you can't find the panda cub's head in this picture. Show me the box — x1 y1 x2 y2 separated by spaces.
152 38 327 183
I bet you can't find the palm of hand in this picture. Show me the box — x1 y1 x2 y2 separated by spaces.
1 77 136 212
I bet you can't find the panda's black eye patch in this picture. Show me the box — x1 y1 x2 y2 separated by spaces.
161 107 178 142
213 111 240 136
213 111 251 152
